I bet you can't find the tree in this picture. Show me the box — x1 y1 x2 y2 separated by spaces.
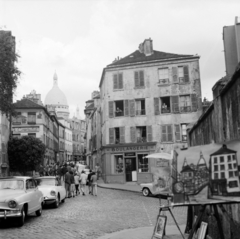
8 136 46 175
0 31 21 117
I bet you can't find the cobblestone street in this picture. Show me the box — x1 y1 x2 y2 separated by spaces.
0 188 187 239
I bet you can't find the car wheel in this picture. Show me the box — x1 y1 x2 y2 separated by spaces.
36 204 42 216
54 195 60 208
61 197 65 203
17 208 25 227
142 188 150 197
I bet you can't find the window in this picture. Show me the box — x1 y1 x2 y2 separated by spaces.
138 154 148 172
229 171 234 178
220 156 224 163
158 68 169 84
221 172 225 179
234 163 237 169
114 155 123 174
134 71 144 87
181 124 187 141
115 128 120 144
178 66 189 83
115 101 124 117
135 99 145 115
220 165 225 170
214 157 218 164
109 127 125 144
160 97 171 114
27 112 36 124
13 112 22 125
214 173 218 179
228 164 232 170
214 165 218 171
232 154 236 160
113 72 123 90
229 181 238 188
28 133 36 137
136 126 146 143
227 155 231 162
161 125 173 142
180 95 191 112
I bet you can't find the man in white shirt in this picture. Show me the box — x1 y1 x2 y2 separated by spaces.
80 170 88 196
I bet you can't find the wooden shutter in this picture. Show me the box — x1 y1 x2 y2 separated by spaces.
171 96 179 113
191 94 198 112
113 74 118 89
109 101 114 118
154 98 160 115
161 125 167 142
183 66 189 83
129 99 135 116
167 125 173 142
147 126 152 142
120 127 125 143
118 73 123 89
172 67 178 83
109 128 114 144
124 100 129 116
130 127 136 143
134 71 139 87
175 124 181 141
139 71 144 87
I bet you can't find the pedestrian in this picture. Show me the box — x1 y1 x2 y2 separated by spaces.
80 170 88 196
74 172 80 196
64 169 71 198
91 172 98 196
70 171 75 198
87 170 94 194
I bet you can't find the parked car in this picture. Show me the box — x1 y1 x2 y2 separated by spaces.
35 176 66 208
140 181 171 198
0 176 44 227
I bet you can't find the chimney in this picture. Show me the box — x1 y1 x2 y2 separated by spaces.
138 38 153 56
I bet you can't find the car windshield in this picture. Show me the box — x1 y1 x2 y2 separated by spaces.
0 179 24 190
36 178 55 186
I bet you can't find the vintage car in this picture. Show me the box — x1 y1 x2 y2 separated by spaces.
35 176 66 208
0 176 44 227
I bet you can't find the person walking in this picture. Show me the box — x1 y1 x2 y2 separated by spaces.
64 169 71 198
91 172 98 196
74 172 80 196
80 170 88 196
87 170 94 194
70 171 75 198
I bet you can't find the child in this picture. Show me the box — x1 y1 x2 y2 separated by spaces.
74 172 80 196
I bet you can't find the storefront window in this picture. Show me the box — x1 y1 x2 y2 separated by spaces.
138 154 148 172
115 156 123 174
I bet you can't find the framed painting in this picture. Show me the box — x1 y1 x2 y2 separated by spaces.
153 215 167 239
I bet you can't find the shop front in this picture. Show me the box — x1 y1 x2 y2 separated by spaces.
101 143 156 184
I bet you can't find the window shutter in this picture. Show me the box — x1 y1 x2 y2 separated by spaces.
172 67 178 83
118 73 123 89
134 71 139 87
171 96 179 113
130 127 136 143
167 125 173 142
183 66 189 83
191 94 198 112
120 127 125 143
161 125 167 142
113 74 118 89
124 100 129 116
109 101 114 118
175 124 181 141
147 126 152 142
154 98 160 115
109 128 114 144
129 99 135 116
139 71 144 87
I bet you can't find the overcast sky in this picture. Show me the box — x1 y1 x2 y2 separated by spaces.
1 0 239 119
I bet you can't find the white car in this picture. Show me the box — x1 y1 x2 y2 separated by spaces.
140 181 171 197
35 176 66 208
0 176 44 227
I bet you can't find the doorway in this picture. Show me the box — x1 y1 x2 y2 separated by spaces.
125 158 137 182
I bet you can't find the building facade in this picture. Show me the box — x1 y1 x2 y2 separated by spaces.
99 39 203 184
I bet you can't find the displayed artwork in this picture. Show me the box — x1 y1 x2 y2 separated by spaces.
152 215 167 239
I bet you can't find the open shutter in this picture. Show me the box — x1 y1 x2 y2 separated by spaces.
154 98 160 115
183 66 189 83
139 71 144 87
109 101 114 118
124 100 129 116
109 128 114 144
172 67 178 83
147 126 152 142
129 99 135 116
161 125 167 142
130 127 136 143
171 96 179 113
134 71 139 87
167 125 173 142
113 74 118 89
120 127 125 143
118 73 123 89
191 94 198 112
175 124 181 141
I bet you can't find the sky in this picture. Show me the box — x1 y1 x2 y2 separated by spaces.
0 0 240 119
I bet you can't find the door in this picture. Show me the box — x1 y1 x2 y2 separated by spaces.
125 158 137 182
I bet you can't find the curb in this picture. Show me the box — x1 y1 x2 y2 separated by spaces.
97 184 142 194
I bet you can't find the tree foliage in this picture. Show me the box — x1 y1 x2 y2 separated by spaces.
0 31 21 117
8 136 46 175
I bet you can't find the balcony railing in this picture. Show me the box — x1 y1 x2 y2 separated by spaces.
180 106 191 112
161 108 171 114
137 137 146 143
136 109 146 115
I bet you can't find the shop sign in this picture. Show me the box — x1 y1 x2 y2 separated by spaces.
12 126 39 132
111 146 151 152
124 152 136 157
